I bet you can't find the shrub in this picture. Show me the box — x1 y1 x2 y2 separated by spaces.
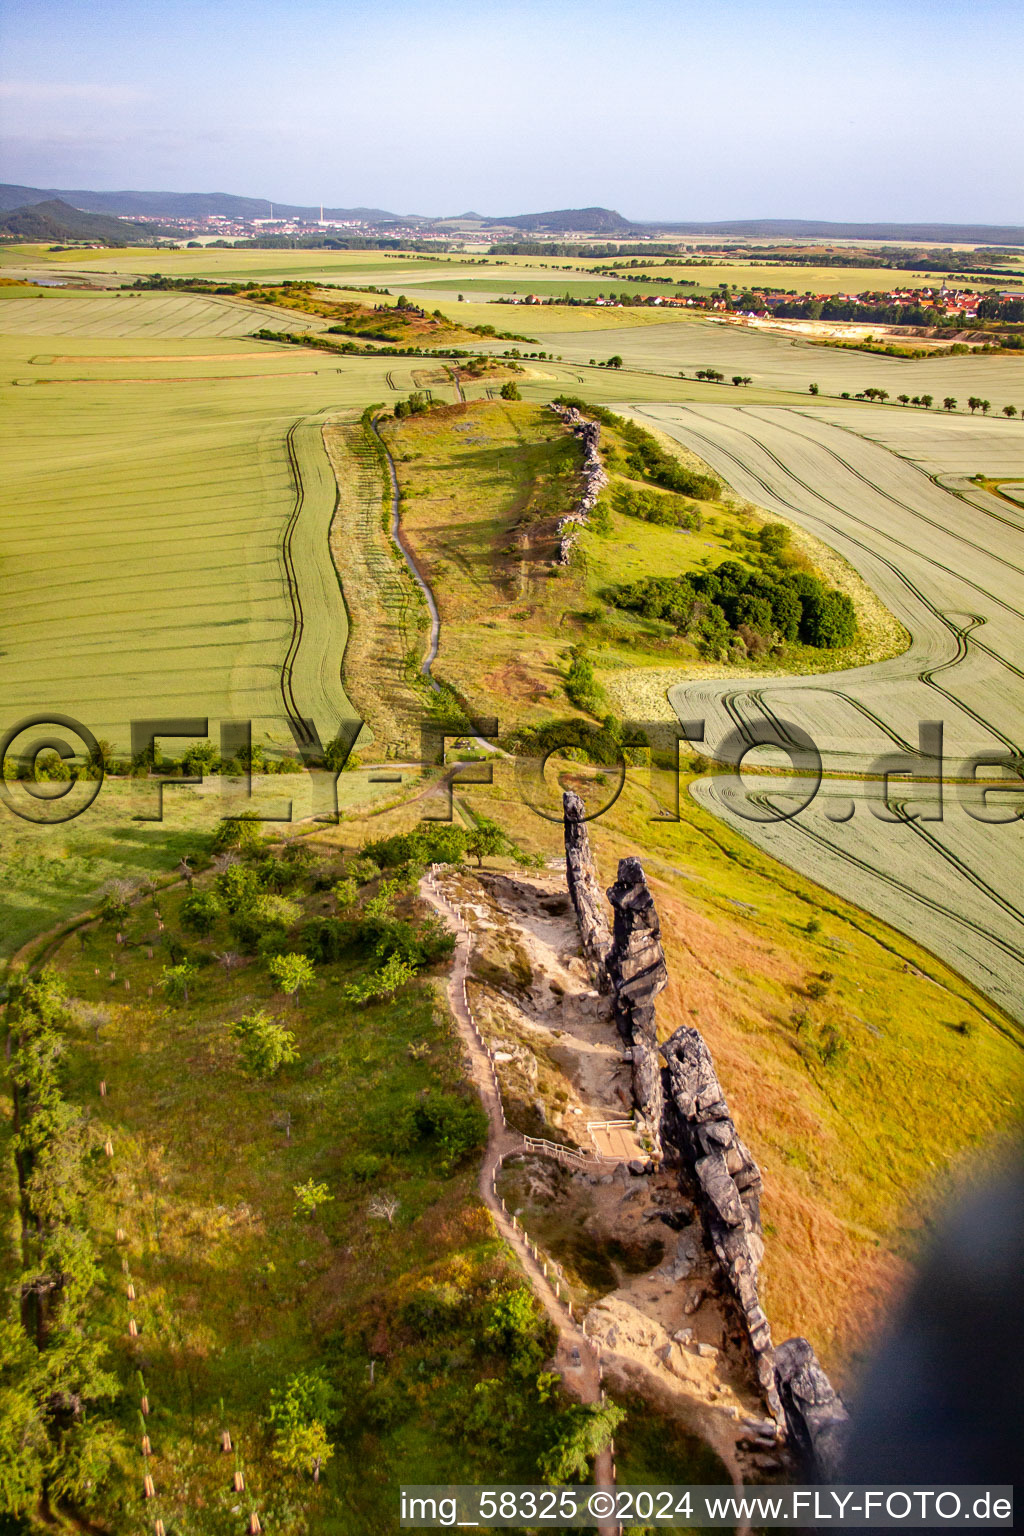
210 814 264 856
292 1180 334 1218
342 953 416 1004
180 890 222 936
231 1009 298 1078
499 380 521 400
300 917 352 964
345 856 381 884
268 951 316 1001
414 1092 488 1172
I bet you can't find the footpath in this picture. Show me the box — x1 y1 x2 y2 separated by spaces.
420 868 621 1535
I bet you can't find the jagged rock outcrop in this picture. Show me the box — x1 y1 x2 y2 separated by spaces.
661 1026 780 1421
559 819 846 1438
562 790 612 991
550 404 608 563
606 857 667 1147
774 1337 849 1479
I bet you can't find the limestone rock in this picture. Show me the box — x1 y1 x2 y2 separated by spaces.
562 790 612 991
775 1337 849 1481
606 856 668 1142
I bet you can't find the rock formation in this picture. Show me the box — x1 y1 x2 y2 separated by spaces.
606 857 668 1147
550 404 608 564
774 1337 849 1479
562 790 612 991
661 1026 781 1421
559 798 846 1437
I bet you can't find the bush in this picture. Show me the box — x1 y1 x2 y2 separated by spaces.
342 953 416 1004
180 890 222 937
606 555 856 652
300 917 352 964
499 380 521 400
231 1009 298 1078
414 1092 488 1172
210 814 264 856
345 856 381 884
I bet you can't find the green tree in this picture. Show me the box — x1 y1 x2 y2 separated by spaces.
920 393 934 408
231 1009 299 1078
808 382 819 395
944 396 957 411
292 1180 334 1218
210 813 264 855
465 816 511 868
267 951 316 1003
323 734 356 773
499 380 521 400
161 960 197 1005
268 1370 335 1483
180 889 222 936
606 354 623 368
333 877 358 909
342 952 415 1004
1003 404 1018 417
539 1400 626 1483
273 1420 334 1483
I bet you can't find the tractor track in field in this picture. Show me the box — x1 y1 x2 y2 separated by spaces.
279 419 314 745
734 785 1024 1036
647 407 1024 757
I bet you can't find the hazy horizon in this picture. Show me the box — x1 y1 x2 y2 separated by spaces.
1 0 1021 224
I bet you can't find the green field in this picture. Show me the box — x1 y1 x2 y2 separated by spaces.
0 288 331 337
0 337 412 756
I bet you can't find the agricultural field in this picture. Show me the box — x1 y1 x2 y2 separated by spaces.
0 333 397 756
812 405 1024 476
0 288 332 337
635 403 1024 1021
539 315 1024 401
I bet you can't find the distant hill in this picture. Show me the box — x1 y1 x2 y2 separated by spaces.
0 184 400 224
493 206 636 234
1 184 1020 246
642 217 1024 245
0 198 164 244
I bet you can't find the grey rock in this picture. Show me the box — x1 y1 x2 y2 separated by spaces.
627 1158 647 1176
606 856 669 1143
563 791 612 990
775 1337 849 1481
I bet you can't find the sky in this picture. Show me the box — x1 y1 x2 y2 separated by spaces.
1 0 1021 222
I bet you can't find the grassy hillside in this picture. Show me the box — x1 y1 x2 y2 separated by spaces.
379 398 899 732
0 824 722 1532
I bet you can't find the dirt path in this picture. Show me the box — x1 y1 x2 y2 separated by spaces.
420 871 620 1532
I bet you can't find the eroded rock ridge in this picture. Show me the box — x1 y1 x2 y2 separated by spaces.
561 794 847 1461
550 404 608 564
